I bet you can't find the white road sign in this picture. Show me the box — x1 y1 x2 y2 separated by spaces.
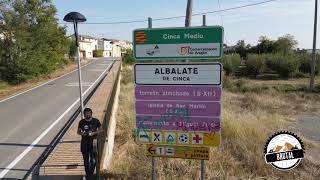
134 63 222 85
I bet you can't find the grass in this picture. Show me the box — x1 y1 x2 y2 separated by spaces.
105 65 320 180
0 58 93 100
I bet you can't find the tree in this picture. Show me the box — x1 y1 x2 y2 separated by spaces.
255 36 275 54
273 34 297 55
0 0 69 84
235 40 250 59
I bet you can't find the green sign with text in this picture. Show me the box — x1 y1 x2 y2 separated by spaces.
133 26 223 60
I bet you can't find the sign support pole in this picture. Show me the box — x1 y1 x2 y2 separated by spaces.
148 16 157 180
310 0 318 91
200 14 207 180
201 160 205 180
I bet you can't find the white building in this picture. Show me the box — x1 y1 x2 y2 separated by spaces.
79 35 98 59
98 38 112 57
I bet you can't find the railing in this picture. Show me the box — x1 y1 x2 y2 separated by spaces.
96 60 121 179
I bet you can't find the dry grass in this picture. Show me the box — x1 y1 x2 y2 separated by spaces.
0 58 93 100
105 65 320 180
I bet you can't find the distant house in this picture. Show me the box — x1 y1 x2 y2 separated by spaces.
107 39 132 57
120 40 133 50
79 35 98 59
98 38 113 57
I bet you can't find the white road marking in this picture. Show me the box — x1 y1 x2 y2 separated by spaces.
0 59 98 103
0 62 113 179
88 69 105 72
65 82 93 87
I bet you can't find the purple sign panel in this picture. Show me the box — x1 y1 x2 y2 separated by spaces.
135 101 220 117
137 115 220 132
135 85 221 101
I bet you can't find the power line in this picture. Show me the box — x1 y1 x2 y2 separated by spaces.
62 0 279 25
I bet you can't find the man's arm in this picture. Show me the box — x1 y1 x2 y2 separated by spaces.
77 121 84 136
77 128 83 135
89 119 103 136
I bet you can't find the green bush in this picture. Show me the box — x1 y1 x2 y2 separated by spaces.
292 72 308 78
246 54 266 77
93 50 104 57
222 54 241 76
265 54 299 78
298 53 320 75
122 49 135 64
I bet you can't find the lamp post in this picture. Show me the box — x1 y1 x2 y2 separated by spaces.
63 12 87 119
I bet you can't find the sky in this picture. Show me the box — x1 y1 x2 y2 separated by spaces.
53 0 318 49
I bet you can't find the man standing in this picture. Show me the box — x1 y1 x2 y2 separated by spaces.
78 108 102 180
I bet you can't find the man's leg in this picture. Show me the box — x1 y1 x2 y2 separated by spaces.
82 143 91 179
88 144 97 176
82 151 90 178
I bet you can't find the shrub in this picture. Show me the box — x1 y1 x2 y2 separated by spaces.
93 50 104 57
222 54 241 76
292 72 308 78
266 54 300 78
122 49 135 64
246 54 266 77
298 53 320 75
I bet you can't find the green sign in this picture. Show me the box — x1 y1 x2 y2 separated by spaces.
133 26 223 60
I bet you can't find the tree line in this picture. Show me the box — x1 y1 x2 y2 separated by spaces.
223 34 320 79
0 0 71 84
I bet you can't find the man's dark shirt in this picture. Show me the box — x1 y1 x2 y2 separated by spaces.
78 118 101 145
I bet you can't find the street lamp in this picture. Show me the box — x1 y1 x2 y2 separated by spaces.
63 12 86 119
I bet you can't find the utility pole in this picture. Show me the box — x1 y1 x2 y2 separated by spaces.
185 0 193 27
310 0 318 91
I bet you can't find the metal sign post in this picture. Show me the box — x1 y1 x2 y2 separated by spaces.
148 17 157 180
201 14 206 180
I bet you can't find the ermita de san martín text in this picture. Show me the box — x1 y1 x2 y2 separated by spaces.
155 67 198 81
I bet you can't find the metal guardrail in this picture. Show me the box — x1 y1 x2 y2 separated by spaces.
25 60 116 180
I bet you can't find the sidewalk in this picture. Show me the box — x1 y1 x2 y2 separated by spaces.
38 61 120 180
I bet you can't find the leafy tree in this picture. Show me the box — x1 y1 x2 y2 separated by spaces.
246 54 266 77
93 49 103 57
235 40 250 59
222 54 241 76
0 0 69 84
122 49 135 64
255 36 275 54
273 34 297 55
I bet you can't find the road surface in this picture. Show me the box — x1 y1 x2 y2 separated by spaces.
0 57 113 179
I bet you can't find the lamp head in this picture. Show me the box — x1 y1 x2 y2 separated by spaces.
63 12 86 23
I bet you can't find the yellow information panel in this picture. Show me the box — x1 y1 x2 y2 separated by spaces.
136 129 220 147
146 145 209 160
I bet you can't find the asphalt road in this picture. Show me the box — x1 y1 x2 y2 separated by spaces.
0 57 113 179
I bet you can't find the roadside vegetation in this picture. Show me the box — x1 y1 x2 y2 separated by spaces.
0 0 81 99
222 35 320 80
0 0 74 84
104 38 320 179
104 64 320 179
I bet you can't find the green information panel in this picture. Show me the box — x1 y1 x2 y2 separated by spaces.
133 26 223 60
